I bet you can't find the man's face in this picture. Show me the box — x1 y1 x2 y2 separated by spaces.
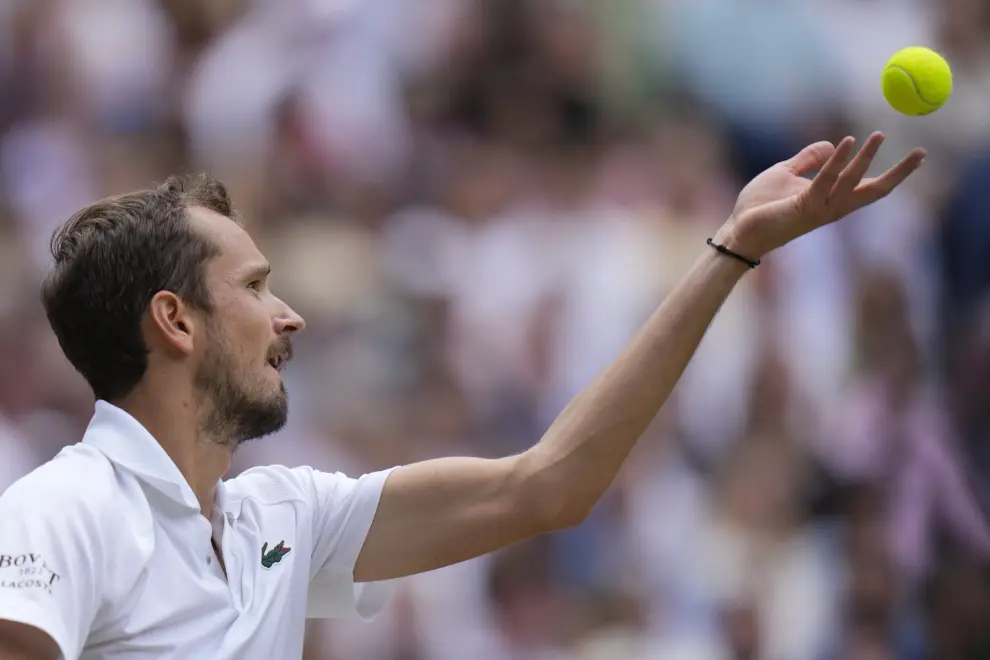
188 208 305 446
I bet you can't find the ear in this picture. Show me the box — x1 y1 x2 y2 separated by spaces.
147 291 196 356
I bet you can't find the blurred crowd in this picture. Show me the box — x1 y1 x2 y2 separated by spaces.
2 0 990 658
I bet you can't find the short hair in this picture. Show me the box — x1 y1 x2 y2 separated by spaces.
41 174 237 401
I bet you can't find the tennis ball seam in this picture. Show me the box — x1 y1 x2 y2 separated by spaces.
886 64 941 107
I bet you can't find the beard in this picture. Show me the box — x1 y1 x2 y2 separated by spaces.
194 326 289 448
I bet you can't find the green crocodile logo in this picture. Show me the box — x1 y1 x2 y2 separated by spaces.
261 541 291 569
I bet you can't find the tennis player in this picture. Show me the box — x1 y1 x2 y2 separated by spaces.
0 133 923 659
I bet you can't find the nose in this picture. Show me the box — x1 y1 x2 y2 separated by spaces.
274 300 306 336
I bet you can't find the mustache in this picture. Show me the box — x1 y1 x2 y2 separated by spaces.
268 338 294 362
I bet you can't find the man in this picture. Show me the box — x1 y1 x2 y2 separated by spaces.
0 133 923 659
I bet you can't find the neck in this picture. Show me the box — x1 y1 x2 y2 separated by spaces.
114 381 233 518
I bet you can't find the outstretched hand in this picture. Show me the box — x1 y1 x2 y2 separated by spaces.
719 132 926 260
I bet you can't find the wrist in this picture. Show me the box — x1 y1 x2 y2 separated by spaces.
713 219 764 262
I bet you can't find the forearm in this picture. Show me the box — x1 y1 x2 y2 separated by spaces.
521 245 749 526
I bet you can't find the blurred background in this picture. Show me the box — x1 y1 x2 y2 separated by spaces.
1 0 990 658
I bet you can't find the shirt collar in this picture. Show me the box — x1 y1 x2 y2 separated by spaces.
213 478 241 520
83 400 240 518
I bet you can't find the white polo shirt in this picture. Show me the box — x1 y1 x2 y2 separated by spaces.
0 401 395 659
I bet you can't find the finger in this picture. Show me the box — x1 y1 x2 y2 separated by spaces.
784 141 836 176
851 148 927 207
807 137 857 200
832 132 885 197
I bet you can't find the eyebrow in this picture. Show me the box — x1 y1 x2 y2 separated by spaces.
243 263 272 282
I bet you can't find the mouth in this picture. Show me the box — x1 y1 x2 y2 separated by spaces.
267 340 293 373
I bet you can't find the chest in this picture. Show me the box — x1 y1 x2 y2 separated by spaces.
84 502 314 659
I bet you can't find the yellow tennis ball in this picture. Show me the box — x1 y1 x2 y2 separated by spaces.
882 47 952 116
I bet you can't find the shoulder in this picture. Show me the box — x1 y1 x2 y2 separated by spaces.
225 465 393 512
1 444 124 531
0 447 136 660
224 464 316 506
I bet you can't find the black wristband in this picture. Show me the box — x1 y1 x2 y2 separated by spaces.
707 238 760 269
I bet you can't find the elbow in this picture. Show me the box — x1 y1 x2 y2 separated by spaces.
512 452 594 534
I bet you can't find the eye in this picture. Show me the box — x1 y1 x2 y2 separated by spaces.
247 280 263 292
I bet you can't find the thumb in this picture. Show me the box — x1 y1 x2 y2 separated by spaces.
783 141 836 176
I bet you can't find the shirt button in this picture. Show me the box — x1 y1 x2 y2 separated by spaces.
207 556 212 565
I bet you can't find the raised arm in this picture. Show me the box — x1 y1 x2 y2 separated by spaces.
354 133 926 583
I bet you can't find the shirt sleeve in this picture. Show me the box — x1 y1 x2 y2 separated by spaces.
292 466 396 620
0 476 110 660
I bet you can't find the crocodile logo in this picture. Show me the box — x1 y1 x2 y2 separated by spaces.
261 541 291 569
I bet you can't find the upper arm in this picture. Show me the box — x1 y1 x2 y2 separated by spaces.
0 475 111 660
353 454 549 583
283 466 394 620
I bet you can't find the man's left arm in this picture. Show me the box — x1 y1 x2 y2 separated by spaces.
354 133 926 583
354 243 746 582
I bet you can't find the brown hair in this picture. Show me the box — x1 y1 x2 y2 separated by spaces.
41 174 236 401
